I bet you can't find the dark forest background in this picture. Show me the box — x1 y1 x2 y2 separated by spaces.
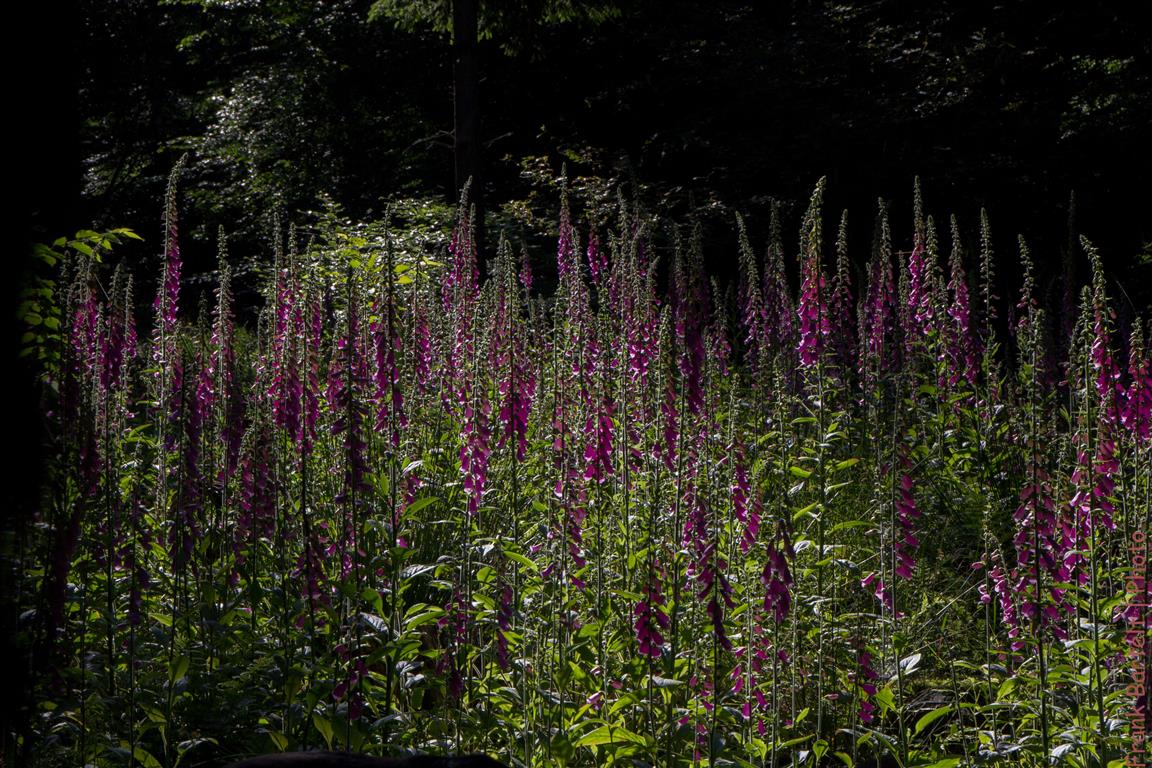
16 0 1152 286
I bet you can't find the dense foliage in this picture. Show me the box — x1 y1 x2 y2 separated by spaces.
12 169 1150 767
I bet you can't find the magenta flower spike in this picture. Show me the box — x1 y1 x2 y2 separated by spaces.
236 424 276 570
796 179 829 370
829 211 857 377
412 282 433 395
301 287 323 455
120 275 138 387
944 220 978 389
893 468 921 580
460 393 493 517
634 564 669 658
586 227 608 287
71 260 101 383
904 238 934 344
1123 324 1151 443
731 442 760 554
153 162 185 453
493 241 537 461
861 207 897 387
762 521 795 625
796 247 828 370
373 251 406 450
736 214 766 371
270 252 303 445
443 189 479 314
763 201 796 362
582 404 615 484
327 277 371 510
851 646 880 723
978 548 1023 650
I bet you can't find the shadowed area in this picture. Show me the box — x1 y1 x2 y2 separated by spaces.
225 753 509 768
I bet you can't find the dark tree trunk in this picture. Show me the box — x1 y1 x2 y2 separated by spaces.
452 0 484 256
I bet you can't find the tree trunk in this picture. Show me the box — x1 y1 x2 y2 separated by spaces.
452 0 484 256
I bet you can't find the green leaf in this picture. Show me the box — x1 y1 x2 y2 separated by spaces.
875 687 895 714
405 495 440 515
133 746 163 768
574 724 648 747
505 551 538 571
996 677 1016 700
914 705 952 735
404 605 445 629
267 730 288 752
169 655 190 685
919 760 960 768
313 713 334 749
813 739 830 761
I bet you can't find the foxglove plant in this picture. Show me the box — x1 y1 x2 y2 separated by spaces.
634 564 669 658
762 201 796 366
328 273 371 507
977 545 1023 652
860 202 897 394
942 216 978 390
491 238 536 462
736 214 766 372
1124 323 1151 443
731 441 759 554
656 308 680 472
796 180 829 371
236 419 276 572
904 239 934 347
373 240 406 450
762 521 795 626
269 245 303 444
893 467 921 581
829 210 857 381
850 644 879 725
586 228 608 287
152 161 196 568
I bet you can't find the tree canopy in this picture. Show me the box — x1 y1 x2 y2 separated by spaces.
25 0 1152 298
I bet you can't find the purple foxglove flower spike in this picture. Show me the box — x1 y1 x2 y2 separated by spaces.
634 563 669 658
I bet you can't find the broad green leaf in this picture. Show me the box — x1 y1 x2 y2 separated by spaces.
914 705 952 735
405 496 440 515
313 714 334 750
133 746 163 768
919 759 960 768
505 551 538 571
169 655 190 685
574 725 648 747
